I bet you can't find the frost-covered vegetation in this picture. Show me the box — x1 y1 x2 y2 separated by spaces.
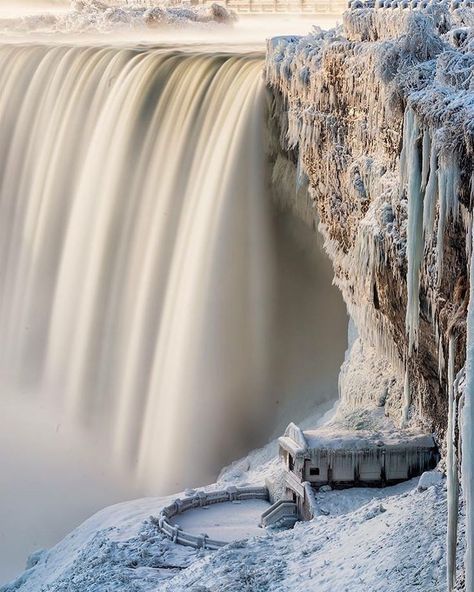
266 3 474 588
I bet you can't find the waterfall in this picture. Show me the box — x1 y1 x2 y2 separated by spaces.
0 43 346 496
0 44 268 490
0 41 348 580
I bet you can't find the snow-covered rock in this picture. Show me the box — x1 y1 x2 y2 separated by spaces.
0 476 451 592
417 469 444 491
265 11 473 586
0 0 236 34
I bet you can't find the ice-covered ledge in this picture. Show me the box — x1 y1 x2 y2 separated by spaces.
264 5 474 587
264 4 472 434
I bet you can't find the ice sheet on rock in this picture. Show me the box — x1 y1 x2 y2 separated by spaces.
462 229 474 592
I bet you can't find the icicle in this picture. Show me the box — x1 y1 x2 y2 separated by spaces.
447 335 459 592
462 229 474 592
296 152 307 192
437 161 460 283
446 164 460 222
401 363 410 426
467 212 473 269
439 336 445 381
437 167 447 280
421 128 431 192
404 109 424 355
399 108 411 190
423 140 438 238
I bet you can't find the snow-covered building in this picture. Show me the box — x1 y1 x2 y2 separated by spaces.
277 423 439 519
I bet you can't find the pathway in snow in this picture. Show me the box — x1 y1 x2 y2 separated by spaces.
169 499 271 542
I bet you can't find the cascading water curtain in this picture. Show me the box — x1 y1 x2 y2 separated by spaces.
0 44 276 492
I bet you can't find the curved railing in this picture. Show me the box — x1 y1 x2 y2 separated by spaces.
154 485 269 550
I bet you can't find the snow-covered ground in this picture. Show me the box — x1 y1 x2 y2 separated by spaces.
1 433 452 592
169 499 270 542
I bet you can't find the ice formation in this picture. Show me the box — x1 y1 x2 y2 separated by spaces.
0 0 236 34
401 107 423 355
0 0 474 587
446 335 459 591
463 230 474 592
265 3 474 587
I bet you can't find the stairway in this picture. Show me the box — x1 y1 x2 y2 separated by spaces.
260 499 299 529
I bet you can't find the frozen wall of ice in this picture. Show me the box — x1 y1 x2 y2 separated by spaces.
265 9 474 587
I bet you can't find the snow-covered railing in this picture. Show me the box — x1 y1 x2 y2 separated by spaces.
284 468 306 497
185 0 346 12
117 0 346 11
155 485 269 550
260 499 298 528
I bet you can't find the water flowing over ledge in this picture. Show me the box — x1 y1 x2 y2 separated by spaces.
0 41 347 580
0 46 272 491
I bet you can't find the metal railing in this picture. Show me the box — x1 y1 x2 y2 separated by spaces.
210 0 346 12
118 0 346 13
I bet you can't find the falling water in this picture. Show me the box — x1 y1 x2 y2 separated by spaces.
0 44 273 488
0 42 347 579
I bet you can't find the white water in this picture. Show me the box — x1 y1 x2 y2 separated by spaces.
0 41 347 581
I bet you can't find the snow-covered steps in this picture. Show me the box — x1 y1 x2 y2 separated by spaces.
260 499 299 528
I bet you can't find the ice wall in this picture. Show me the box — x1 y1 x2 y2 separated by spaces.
265 5 474 587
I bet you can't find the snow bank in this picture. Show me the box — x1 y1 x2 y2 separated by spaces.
0 471 451 592
160 479 449 592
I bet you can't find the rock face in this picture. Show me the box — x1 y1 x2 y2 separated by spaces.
265 5 474 440
265 18 474 583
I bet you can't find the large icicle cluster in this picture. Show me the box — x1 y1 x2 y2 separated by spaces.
266 4 474 588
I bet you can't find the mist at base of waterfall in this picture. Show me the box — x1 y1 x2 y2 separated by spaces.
0 202 346 583
0 396 140 584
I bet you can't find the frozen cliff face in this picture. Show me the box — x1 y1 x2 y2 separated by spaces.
265 6 474 587
265 7 472 434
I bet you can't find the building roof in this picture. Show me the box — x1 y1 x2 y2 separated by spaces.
279 423 437 458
